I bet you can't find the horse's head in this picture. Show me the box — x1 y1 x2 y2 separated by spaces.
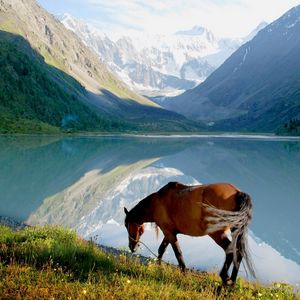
124 207 145 253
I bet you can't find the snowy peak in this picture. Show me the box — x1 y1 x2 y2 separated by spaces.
165 4 300 131
58 13 265 97
176 25 211 36
56 13 77 31
58 13 107 40
56 12 72 22
58 13 227 96
176 25 215 43
176 25 207 35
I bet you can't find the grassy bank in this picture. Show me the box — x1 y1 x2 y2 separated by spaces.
0 226 298 299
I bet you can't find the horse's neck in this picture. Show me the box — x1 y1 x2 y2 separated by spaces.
132 195 154 224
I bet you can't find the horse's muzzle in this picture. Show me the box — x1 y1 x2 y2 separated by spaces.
129 242 139 253
129 244 136 253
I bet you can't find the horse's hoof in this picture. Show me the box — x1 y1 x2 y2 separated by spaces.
224 279 235 287
221 276 230 285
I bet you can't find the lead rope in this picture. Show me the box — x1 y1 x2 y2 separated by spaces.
129 235 159 259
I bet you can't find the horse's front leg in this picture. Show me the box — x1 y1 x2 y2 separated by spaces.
161 230 186 271
157 237 169 264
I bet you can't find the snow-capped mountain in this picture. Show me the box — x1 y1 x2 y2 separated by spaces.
164 5 300 132
58 13 264 97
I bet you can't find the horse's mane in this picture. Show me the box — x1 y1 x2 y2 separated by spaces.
127 194 154 224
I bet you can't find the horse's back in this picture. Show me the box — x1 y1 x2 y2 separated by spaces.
153 182 241 236
202 183 240 207
158 182 190 193
154 182 205 235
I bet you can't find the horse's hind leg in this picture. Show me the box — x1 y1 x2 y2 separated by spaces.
231 251 242 283
157 237 169 263
230 234 243 283
209 231 233 286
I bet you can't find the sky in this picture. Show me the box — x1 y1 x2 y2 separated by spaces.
37 0 300 37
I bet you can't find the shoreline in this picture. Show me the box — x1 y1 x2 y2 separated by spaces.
1 132 300 140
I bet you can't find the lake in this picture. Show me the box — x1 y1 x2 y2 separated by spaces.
1 135 300 287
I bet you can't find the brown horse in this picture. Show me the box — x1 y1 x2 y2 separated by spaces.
124 182 255 286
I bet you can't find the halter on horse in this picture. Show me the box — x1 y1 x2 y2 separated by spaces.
124 182 255 286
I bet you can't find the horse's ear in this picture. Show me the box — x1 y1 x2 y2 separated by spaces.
124 207 129 215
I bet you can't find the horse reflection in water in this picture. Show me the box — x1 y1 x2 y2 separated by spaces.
124 182 255 286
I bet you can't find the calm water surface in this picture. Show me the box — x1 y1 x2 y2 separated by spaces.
1 135 300 286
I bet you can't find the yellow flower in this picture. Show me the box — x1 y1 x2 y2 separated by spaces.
82 289 87 295
126 279 131 284
276 283 281 288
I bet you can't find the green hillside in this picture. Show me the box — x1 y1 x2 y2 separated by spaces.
0 32 128 133
0 225 298 299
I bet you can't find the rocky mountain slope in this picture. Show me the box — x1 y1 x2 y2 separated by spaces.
163 5 300 132
0 0 199 132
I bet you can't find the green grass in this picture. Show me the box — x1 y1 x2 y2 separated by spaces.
0 226 298 299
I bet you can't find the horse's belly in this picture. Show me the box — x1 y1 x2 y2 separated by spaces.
179 228 206 237
175 217 206 237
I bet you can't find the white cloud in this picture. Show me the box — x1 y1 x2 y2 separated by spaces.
86 0 300 37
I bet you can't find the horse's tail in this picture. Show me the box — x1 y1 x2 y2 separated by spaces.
203 191 255 278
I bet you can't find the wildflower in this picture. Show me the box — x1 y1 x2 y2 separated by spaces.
126 279 131 284
82 289 87 295
276 283 281 288
258 292 262 297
